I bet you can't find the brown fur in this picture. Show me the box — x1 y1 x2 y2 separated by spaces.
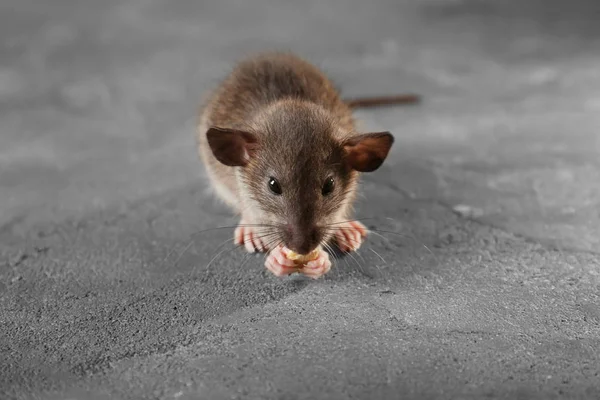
197 51 395 254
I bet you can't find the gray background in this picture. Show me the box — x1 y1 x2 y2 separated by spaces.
1 0 599 399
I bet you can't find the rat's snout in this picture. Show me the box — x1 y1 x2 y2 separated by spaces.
284 224 322 255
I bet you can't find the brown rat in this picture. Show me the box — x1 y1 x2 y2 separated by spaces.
197 52 414 278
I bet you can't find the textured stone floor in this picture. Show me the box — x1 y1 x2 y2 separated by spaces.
1 0 599 399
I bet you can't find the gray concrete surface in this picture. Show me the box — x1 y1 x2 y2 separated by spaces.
1 0 600 398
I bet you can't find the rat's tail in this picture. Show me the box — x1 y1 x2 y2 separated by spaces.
344 94 421 109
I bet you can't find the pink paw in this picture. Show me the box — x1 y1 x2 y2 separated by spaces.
264 246 332 279
301 249 332 279
334 220 367 252
234 223 269 253
264 245 299 277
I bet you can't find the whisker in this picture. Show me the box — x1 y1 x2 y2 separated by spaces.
324 236 353 274
259 236 283 250
203 237 237 272
322 241 341 280
169 239 198 269
351 242 367 264
325 232 368 278
369 248 386 263
230 234 282 270
320 222 404 281
194 228 282 274
237 251 256 270
346 248 369 278
322 241 337 262
322 217 378 227
358 246 386 280
161 223 279 266
210 239 277 276
326 226 440 269
321 224 437 263
366 230 392 243
323 230 365 276
188 224 279 237
161 238 195 268
339 236 381 278
257 236 286 264
251 231 284 243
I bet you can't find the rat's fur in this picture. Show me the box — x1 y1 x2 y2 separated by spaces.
197 52 394 255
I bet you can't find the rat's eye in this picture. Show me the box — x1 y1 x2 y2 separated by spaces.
322 176 335 196
268 177 282 195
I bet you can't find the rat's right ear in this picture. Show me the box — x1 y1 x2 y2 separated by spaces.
343 131 394 172
206 127 259 167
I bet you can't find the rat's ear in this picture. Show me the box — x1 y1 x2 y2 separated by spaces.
206 127 259 167
343 132 394 172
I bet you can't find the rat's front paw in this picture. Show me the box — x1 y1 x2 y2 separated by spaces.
301 248 331 279
265 245 300 277
234 222 269 253
334 220 367 252
264 246 331 279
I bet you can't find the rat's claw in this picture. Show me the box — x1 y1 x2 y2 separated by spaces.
265 246 298 277
334 220 367 252
302 249 331 279
234 223 268 253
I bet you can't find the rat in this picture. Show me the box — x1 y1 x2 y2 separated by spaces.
196 52 418 279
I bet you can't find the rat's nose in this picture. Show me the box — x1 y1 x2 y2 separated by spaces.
286 225 321 255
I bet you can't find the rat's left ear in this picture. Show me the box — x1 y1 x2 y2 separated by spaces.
206 127 259 167
343 132 394 172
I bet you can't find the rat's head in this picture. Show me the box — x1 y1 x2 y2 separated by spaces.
206 101 393 255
